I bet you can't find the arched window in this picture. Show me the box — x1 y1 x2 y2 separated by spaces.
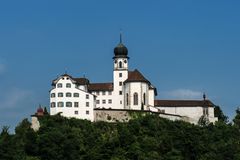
66 92 72 97
66 83 71 88
51 102 56 108
126 93 129 105
66 102 72 107
143 93 146 105
119 61 122 68
133 92 138 105
57 102 64 107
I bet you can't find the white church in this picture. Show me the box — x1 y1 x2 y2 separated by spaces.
49 36 218 124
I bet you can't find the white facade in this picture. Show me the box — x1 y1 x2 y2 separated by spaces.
50 75 95 121
93 90 113 109
124 82 149 110
156 106 217 124
49 38 218 124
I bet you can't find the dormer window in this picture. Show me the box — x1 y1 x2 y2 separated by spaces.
66 83 71 88
57 83 62 88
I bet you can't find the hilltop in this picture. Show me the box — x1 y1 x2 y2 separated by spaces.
0 110 240 160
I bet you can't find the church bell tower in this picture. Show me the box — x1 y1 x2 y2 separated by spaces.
112 34 129 109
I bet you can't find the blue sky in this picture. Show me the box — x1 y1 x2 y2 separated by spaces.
0 1 240 131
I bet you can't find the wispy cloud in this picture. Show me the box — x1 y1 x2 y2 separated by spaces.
0 88 33 109
160 89 203 100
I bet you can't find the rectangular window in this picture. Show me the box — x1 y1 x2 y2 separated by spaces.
66 102 72 107
73 93 79 97
57 83 62 88
96 100 100 104
66 93 72 97
119 91 122 95
119 82 122 86
51 93 55 98
66 83 71 88
108 99 112 104
51 102 56 108
86 102 89 107
58 93 63 97
86 94 89 99
57 102 64 107
74 102 79 107
86 110 89 115
74 111 78 115
120 100 122 104
119 73 122 77
102 100 106 104
108 91 112 95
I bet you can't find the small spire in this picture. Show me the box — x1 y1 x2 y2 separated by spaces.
120 28 123 43
120 33 122 43
203 93 206 101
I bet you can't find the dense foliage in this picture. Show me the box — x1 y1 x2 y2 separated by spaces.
1 109 240 160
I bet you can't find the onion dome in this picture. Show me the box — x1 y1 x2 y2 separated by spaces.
36 105 44 116
37 106 44 113
113 34 129 59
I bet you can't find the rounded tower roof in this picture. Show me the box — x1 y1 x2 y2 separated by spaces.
114 43 128 56
113 34 129 58
37 106 44 113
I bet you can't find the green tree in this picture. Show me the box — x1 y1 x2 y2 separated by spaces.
233 108 240 128
214 106 228 123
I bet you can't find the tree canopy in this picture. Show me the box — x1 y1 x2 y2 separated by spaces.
0 108 240 160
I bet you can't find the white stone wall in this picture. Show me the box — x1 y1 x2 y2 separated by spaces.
94 109 182 123
124 82 149 110
31 116 40 131
50 76 95 121
156 106 217 124
148 89 155 106
112 58 128 109
92 91 114 109
114 58 128 70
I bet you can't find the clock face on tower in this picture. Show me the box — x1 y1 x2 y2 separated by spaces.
114 60 117 63
124 60 127 63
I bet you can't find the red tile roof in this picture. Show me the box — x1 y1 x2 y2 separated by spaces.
124 69 150 84
154 100 215 107
88 83 113 91
72 78 89 85
52 74 90 86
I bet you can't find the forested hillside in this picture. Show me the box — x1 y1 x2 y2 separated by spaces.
1 109 240 160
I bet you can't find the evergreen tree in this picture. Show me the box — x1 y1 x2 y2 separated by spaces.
214 106 228 123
